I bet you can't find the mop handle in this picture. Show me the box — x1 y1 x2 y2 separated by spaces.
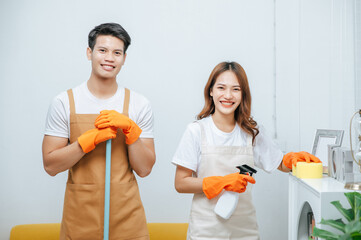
104 139 112 240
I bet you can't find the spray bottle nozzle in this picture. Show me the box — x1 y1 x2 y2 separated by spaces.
236 164 257 176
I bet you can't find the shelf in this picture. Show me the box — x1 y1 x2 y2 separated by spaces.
288 174 352 240
290 174 350 194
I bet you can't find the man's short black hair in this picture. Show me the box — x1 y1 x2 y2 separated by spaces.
88 23 131 52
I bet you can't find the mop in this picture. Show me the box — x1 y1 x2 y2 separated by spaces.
104 139 112 240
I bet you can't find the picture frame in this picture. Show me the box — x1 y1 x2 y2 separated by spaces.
312 129 344 167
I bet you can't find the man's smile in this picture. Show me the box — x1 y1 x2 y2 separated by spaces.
101 64 115 71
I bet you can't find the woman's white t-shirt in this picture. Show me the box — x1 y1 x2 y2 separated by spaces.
172 116 283 174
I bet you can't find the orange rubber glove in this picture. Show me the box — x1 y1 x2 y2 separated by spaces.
202 173 256 199
282 151 321 169
78 127 117 153
95 110 142 145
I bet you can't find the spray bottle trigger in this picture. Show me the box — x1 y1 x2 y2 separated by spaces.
236 164 257 177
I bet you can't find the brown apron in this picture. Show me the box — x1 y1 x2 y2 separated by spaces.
60 88 149 240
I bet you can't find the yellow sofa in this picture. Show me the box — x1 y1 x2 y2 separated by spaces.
10 223 188 240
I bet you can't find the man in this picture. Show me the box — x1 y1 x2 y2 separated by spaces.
42 23 155 240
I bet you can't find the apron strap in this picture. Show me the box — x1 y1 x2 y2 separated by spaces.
67 89 76 115
123 88 130 116
197 121 207 148
246 134 252 147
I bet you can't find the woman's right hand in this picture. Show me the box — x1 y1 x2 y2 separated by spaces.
202 173 256 199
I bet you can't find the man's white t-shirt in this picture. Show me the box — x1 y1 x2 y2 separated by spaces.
172 116 283 174
44 82 154 139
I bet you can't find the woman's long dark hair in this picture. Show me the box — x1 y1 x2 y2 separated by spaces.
197 61 259 144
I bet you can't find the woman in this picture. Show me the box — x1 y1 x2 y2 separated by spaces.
172 61 320 239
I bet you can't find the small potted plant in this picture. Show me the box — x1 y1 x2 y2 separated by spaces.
311 192 361 240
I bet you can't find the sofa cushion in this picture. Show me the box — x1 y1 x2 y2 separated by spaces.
10 223 188 240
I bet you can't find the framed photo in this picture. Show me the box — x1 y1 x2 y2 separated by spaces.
312 129 344 167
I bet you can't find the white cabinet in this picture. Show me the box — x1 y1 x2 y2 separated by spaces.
288 174 352 240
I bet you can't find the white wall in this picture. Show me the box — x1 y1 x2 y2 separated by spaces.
0 0 358 240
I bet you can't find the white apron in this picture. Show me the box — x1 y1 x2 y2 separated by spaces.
187 122 260 240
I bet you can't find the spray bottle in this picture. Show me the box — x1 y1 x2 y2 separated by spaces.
214 164 257 219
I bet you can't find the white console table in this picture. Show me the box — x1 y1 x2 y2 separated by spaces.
288 174 353 239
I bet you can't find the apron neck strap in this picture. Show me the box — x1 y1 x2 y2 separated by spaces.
123 88 130 116
246 134 252 147
197 121 207 147
67 89 76 115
